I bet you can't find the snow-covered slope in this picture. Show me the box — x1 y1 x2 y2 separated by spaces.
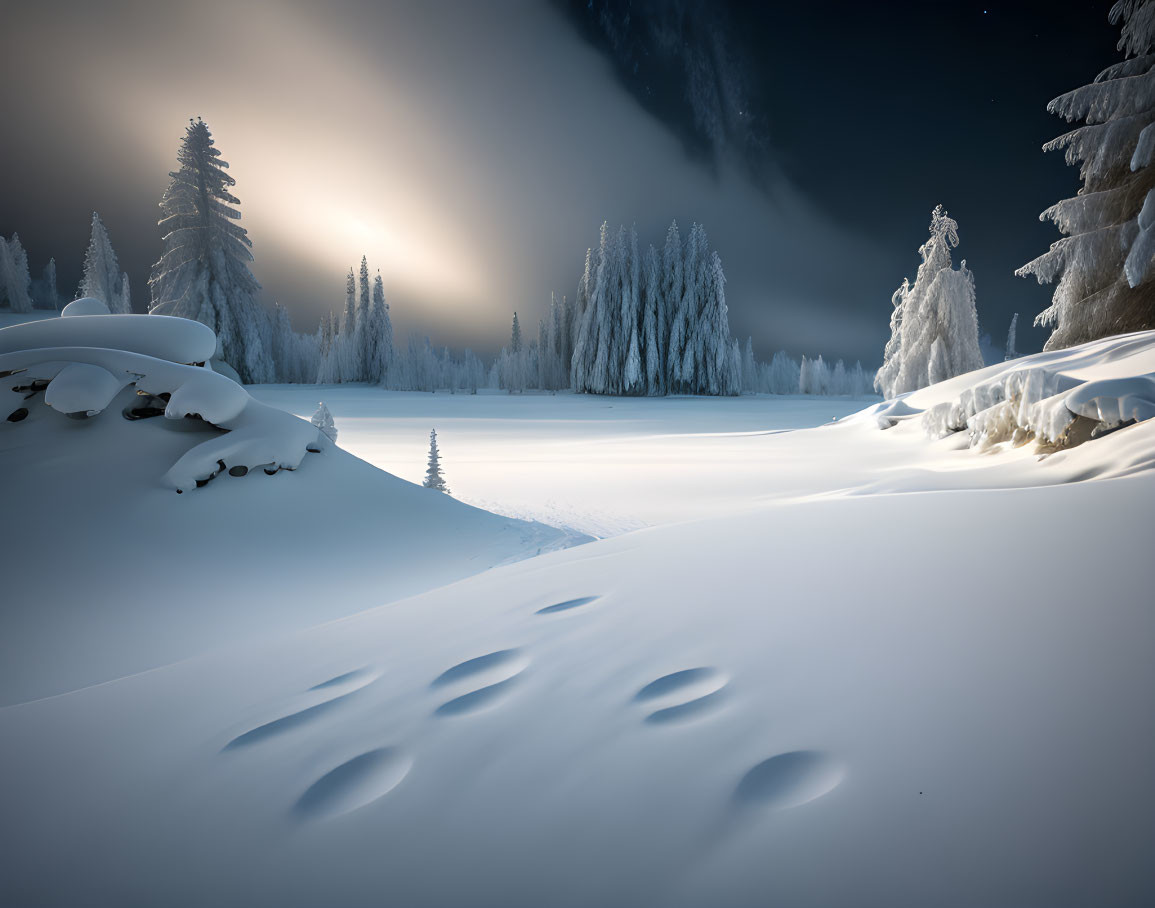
2 330 1153 906
0 316 581 704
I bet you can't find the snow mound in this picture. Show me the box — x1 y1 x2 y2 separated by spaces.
0 317 584 703
61 296 110 316
0 343 317 490
0 311 217 364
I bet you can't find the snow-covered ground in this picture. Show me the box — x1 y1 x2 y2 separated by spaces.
249 387 871 536
2 314 1154 906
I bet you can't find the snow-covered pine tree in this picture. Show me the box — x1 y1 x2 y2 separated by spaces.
311 402 338 442
356 256 371 377
768 350 800 394
423 429 449 493
510 311 523 353
572 223 610 392
1018 0 1155 348
149 119 272 382
641 244 663 394
365 271 393 385
0 235 33 312
875 206 983 398
338 267 360 382
78 212 130 313
36 258 60 310
1005 312 1019 360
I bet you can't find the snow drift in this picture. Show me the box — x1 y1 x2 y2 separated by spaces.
0 312 582 704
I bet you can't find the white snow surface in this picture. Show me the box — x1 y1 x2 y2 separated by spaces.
0 311 217 363
2 326 1155 906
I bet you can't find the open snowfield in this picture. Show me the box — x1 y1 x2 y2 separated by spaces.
2 316 1154 906
249 387 870 536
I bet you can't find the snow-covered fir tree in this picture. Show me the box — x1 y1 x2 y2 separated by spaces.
1017 0 1155 348
423 429 449 493
0 234 33 313
365 272 394 385
78 212 131 313
510 311 523 353
310 402 338 442
875 205 983 398
34 258 60 310
149 118 272 382
1005 312 1019 360
569 219 739 396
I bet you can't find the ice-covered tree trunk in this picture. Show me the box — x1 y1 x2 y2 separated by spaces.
149 119 272 383
1017 1 1155 348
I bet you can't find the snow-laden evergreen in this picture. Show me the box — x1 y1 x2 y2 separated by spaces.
1017 0 1155 348
1005 313 1019 360
149 119 272 383
875 206 983 399
423 428 449 493
33 258 61 310
365 272 394 385
311 402 338 443
570 220 740 396
78 212 131 314
0 234 33 313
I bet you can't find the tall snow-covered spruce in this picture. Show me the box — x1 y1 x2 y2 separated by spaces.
149 118 272 383
78 212 131 314
875 205 983 399
1018 0 1155 348
423 429 449 494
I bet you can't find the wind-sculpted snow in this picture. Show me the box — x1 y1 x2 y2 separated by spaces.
0 312 217 363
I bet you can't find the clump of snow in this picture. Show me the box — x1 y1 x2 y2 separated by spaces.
1065 374 1155 428
42 362 131 417
61 296 110 317
918 349 1155 452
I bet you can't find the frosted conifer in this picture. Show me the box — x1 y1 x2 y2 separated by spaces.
423 429 449 493
149 119 271 382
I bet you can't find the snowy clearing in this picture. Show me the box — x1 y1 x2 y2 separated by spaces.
2 321 1154 907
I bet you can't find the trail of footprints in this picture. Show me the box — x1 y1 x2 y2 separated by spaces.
220 591 840 821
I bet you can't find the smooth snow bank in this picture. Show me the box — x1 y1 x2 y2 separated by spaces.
0 312 217 363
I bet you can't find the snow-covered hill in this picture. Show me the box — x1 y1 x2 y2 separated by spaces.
0 309 581 704
2 323 1153 906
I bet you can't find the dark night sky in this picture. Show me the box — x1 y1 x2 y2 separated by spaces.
0 0 1124 363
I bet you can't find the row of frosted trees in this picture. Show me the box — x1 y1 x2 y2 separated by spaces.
3 117 871 396
0 213 130 315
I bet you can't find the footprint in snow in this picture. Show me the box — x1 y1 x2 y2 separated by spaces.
635 667 728 724
536 595 600 615
222 667 378 751
432 648 528 717
733 750 843 810
294 747 412 820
